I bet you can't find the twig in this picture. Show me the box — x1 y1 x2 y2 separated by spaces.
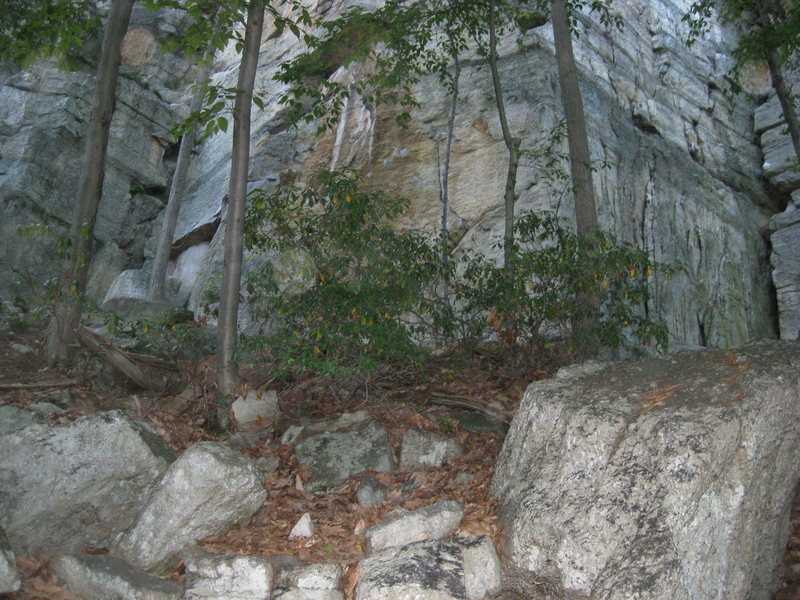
0 380 77 391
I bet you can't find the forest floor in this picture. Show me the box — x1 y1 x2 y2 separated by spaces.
1 330 798 600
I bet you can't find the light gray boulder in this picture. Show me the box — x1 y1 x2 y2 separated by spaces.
273 563 343 600
356 539 465 600
49 554 181 600
294 420 394 493
231 389 279 425
0 410 174 554
0 526 20 594
101 268 182 321
365 500 464 552
491 341 800 600
458 536 502 600
399 428 463 468
183 549 273 600
114 442 267 573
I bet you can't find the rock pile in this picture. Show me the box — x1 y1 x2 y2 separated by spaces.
1 341 798 599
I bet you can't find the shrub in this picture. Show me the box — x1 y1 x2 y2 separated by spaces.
456 211 671 358
243 170 447 378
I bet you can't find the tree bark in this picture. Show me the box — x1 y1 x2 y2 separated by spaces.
487 0 521 270
551 0 598 235
754 0 800 166
45 0 135 366
217 0 265 397
149 62 212 302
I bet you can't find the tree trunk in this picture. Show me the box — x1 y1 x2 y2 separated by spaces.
754 0 800 165
551 0 598 235
149 62 212 302
45 0 135 366
487 0 521 270
217 0 265 397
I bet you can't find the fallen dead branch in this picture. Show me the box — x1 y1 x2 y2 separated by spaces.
0 380 77 391
75 325 168 392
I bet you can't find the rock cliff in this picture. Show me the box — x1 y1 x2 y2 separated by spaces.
0 0 797 347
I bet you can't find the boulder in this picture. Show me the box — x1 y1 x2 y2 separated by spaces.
365 500 464 552
274 562 343 600
0 410 174 554
231 389 280 426
49 554 181 600
183 549 273 600
356 539 465 600
399 428 463 468
459 536 502 600
114 442 267 573
294 420 394 493
101 268 182 321
0 526 20 594
491 341 800 600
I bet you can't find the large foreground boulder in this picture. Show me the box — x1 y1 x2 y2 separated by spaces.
113 442 267 572
0 410 174 554
491 341 800 600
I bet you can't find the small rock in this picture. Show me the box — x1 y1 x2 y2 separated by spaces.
356 539 464 600
357 476 388 507
254 456 280 477
28 401 65 415
400 428 462 468
281 424 306 445
231 389 279 426
273 588 343 600
50 554 181 600
10 343 34 356
183 549 273 600
277 562 342 591
458 535 503 600
295 421 394 493
453 472 474 486
366 500 464 552
290 513 314 539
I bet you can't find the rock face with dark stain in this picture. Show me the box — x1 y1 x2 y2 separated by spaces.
491 340 800 600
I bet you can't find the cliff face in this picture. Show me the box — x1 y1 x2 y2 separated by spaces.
0 0 794 347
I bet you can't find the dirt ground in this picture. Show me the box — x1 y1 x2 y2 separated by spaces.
1 331 798 600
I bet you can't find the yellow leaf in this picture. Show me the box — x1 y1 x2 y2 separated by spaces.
345 195 351 202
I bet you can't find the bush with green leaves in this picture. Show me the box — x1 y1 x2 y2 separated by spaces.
243 170 449 378
456 211 671 357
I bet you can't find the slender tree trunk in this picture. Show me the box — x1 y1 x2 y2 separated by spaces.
487 0 521 270
551 0 598 235
149 62 212 302
217 0 265 397
439 50 460 284
754 0 800 165
45 0 135 366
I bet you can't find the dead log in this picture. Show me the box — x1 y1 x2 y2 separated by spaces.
75 326 162 391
